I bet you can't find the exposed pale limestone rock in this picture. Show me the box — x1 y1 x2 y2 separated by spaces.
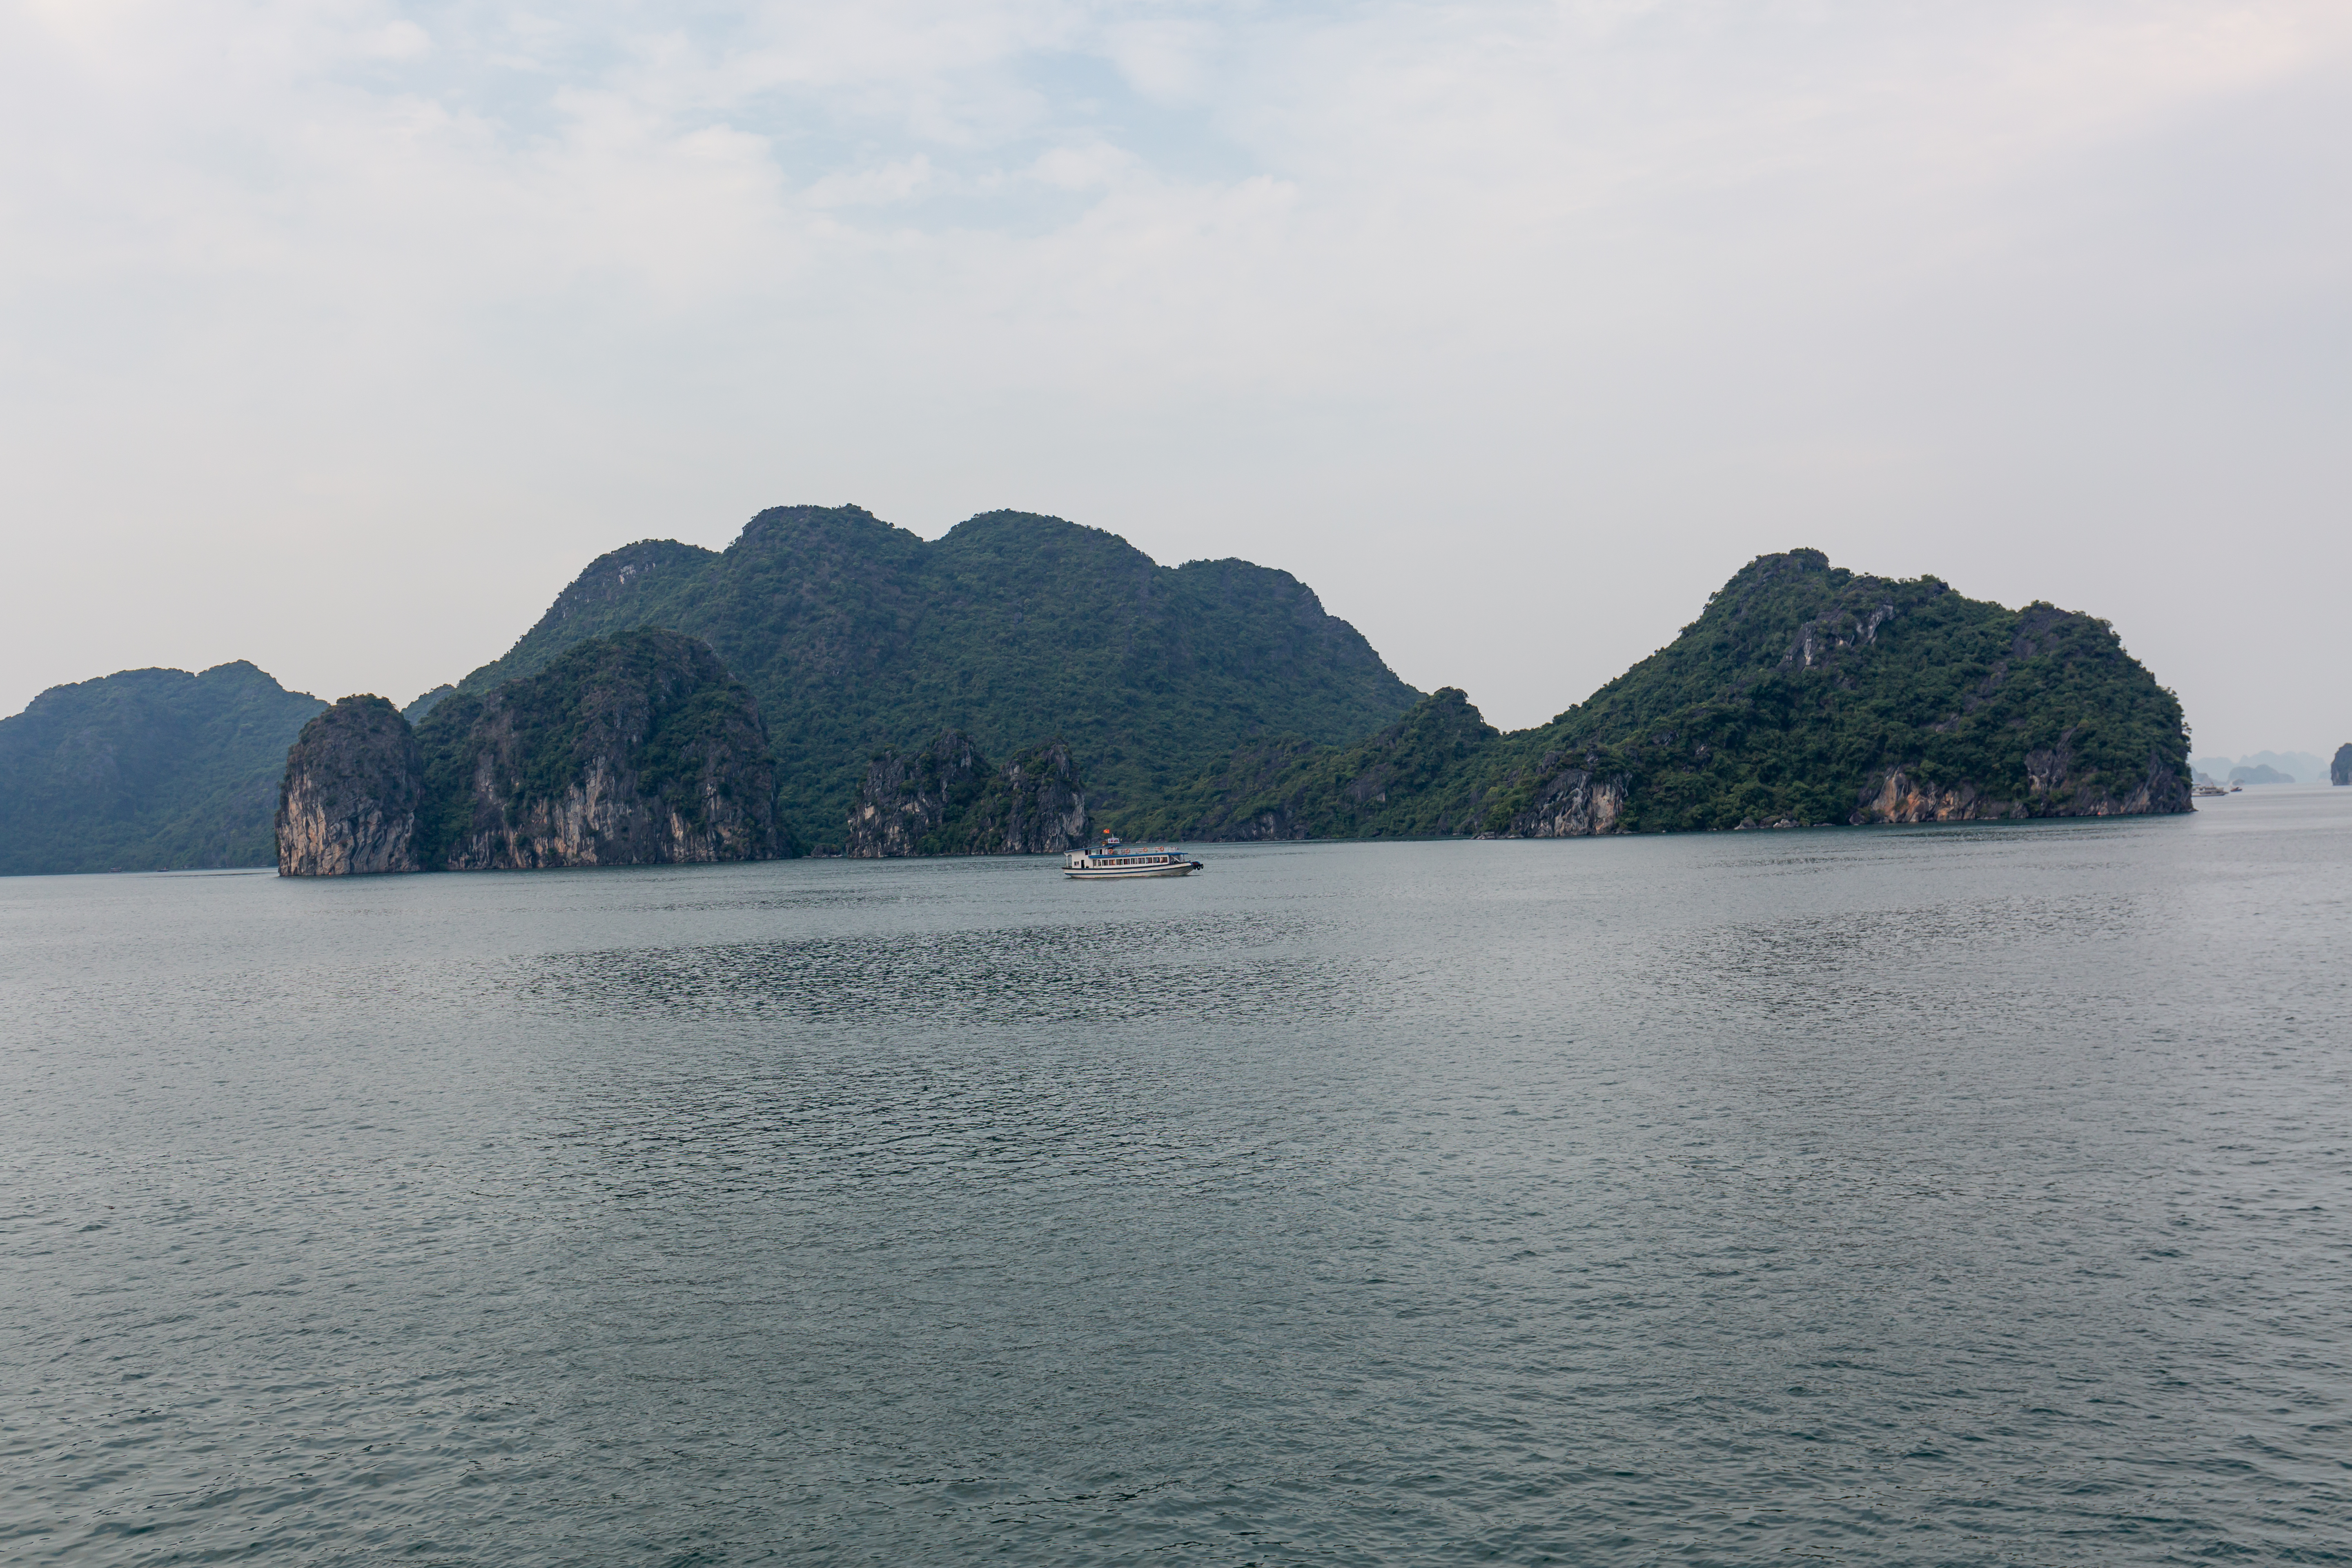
848 732 1089 857
276 697 423 876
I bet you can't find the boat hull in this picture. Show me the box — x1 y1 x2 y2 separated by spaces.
1063 862 1201 879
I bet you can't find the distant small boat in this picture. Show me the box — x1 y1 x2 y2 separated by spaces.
1063 835 1203 879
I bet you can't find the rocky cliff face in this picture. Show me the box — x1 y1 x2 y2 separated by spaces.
417 630 780 869
1853 736 2193 824
2334 744 2351 786
849 731 982 857
847 732 1088 856
1501 763 1629 837
967 741 1089 855
276 696 425 875
275 630 781 875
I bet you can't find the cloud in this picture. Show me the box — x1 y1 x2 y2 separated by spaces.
1029 138 1136 190
2 1 2348 753
803 154 935 208
1100 18 1216 105
361 18 432 60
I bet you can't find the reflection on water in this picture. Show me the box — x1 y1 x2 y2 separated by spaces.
4 793 2350 1564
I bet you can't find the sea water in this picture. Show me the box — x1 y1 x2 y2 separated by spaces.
4 788 2348 1565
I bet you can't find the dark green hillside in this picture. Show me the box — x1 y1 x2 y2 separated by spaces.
461 537 723 690
402 684 455 722
455 506 1420 844
414 629 772 866
1134 549 2191 840
0 663 326 874
408 628 779 869
1137 689 1501 841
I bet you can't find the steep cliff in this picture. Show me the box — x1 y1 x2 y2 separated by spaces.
846 731 1089 856
2333 745 2350 786
446 506 1419 843
1131 549 2192 840
0 662 325 875
274 630 782 875
414 629 780 869
276 697 425 875
1499 763 1630 837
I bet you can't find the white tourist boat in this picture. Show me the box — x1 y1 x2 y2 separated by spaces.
1062 835 1204 880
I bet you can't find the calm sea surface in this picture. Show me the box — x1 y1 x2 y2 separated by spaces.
5 790 2350 1565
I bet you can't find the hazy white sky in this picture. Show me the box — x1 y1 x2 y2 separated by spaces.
4 0 2347 755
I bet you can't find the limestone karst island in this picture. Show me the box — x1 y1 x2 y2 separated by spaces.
0 507 2213 878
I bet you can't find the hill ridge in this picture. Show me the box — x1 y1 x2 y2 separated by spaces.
450 504 1421 845
0 661 326 874
1127 548 2191 840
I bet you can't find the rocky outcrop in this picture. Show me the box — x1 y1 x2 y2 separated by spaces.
1501 763 1628 837
1852 739 2192 824
847 732 1089 856
274 630 782 875
1780 600 1898 671
421 630 780 869
966 741 1089 854
2118 756 2201 815
2334 744 2350 786
1851 771 2019 824
276 696 425 875
848 731 983 857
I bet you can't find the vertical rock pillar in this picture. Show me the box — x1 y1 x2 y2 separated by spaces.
275 696 425 875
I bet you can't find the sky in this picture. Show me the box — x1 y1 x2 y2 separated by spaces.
4 0 2347 756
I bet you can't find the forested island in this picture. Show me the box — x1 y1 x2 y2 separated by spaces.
0 662 324 875
445 506 1417 849
0 508 2201 875
1129 548 2193 838
277 630 780 875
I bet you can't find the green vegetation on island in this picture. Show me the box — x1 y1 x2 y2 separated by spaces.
846 732 1090 857
2 524 2203 875
1125 549 2192 839
0 662 325 875
278 629 780 874
453 507 1421 848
